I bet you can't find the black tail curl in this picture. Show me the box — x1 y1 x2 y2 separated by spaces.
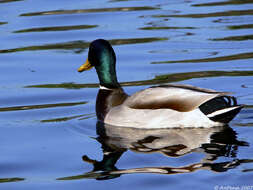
199 96 243 124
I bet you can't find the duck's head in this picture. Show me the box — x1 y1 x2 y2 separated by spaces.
78 39 120 89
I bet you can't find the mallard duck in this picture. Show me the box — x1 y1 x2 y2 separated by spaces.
78 39 243 128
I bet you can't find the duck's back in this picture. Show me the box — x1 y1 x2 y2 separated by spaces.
103 84 242 128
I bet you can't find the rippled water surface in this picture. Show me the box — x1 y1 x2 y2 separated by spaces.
0 0 253 189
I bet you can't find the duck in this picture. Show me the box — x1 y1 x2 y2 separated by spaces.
78 39 243 128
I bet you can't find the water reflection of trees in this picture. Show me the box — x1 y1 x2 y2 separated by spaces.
193 0 253 7
20 6 158 17
0 37 167 54
0 0 23 4
25 70 253 89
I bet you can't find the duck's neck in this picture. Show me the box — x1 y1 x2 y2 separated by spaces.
95 62 120 89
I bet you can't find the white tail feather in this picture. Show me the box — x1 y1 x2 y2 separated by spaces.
207 106 241 118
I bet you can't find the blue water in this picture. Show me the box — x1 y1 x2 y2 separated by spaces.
0 0 253 189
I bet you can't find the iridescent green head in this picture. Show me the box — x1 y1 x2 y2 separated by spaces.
78 39 120 89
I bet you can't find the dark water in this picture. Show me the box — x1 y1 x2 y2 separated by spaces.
0 0 253 189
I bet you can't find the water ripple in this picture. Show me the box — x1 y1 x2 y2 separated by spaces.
0 21 7 25
20 6 159 17
211 35 253 41
0 101 87 112
0 0 23 3
153 10 253 18
13 25 98 33
193 0 253 7
0 37 168 54
153 52 253 64
227 24 253 30
0 177 24 183
25 70 253 89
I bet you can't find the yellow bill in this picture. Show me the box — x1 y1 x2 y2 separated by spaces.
78 59 94 72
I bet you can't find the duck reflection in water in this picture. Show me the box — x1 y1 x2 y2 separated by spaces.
58 121 250 181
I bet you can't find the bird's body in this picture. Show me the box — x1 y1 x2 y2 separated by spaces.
78 39 242 128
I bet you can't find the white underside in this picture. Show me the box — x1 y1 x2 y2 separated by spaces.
104 105 222 129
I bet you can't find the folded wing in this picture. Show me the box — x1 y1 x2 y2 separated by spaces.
124 84 229 112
